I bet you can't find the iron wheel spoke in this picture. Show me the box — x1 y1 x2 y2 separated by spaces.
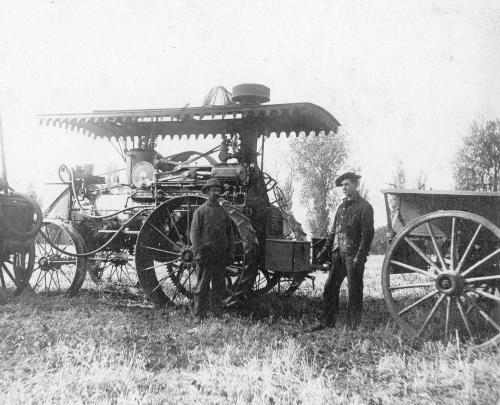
403 237 440 272
0 268 6 288
53 272 61 292
397 289 439 316
444 296 451 344
166 206 184 243
32 269 44 289
1 264 16 284
455 296 474 341
388 282 434 290
171 265 195 302
146 222 182 251
464 274 500 283
141 245 180 256
186 200 191 245
450 217 456 270
151 265 180 293
455 224 482 273
462 293 500 332
390 260 436 279
58 267 73 285
47 270 54 291
464 286 500 303
35 238 50 257
140 259 179 272
461 248 500 277
53 227 63 247
426 222 447 270
417 293 445 337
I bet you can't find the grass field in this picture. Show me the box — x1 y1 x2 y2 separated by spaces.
0 255 499 404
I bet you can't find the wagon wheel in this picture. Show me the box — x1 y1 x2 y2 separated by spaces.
0 244 35 296
88 249 138 288
382 211 500 349
135 195 260 307
33 221 87 296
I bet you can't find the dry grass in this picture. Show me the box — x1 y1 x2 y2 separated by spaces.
0 256 498 404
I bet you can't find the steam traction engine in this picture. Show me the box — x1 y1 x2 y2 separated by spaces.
37 84 340 305
0 116 42 297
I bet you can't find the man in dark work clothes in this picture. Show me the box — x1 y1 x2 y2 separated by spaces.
190 178 234 321
312 172 374 331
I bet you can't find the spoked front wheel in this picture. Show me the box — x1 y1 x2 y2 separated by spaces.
33 221 87 296
382 211 500 349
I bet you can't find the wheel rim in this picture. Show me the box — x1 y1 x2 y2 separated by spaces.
382 211 500 348
33 222 87 296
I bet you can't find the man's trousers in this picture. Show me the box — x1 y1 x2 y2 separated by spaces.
322 251 365 328
193 259 225 317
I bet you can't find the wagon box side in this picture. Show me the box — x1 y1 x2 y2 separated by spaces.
382 189 500 240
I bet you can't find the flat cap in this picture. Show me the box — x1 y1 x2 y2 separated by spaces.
201 178 222 194
335 171 361 187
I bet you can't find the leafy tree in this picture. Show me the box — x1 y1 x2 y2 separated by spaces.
454 119 500 191
416 169 427 190
370 225 389 255
280 173 294 211
290 132 349 237
391 160 406 189
266 161 294 211
350 165 369 200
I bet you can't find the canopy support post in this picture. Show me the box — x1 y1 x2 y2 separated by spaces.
0 114 9 194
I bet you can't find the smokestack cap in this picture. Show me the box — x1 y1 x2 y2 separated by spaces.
232 83 270 104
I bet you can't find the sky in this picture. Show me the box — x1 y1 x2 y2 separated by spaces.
1 0 499 229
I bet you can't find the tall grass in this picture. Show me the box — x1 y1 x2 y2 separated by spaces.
0 256 498 404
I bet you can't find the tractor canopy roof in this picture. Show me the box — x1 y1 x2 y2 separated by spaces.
37 102 340 141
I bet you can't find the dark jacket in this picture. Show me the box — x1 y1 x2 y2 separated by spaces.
325 192 374 263
190 200 234 260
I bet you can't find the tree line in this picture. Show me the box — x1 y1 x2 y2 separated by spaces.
281 119 500 254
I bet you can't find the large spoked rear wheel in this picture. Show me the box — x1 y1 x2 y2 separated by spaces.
382 211 500 349
135 196 260 307
33 221 87 296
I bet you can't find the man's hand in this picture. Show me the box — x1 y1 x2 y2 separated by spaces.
316 248 329 263
353 257 364 270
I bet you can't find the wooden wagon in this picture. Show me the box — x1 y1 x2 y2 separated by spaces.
382 189 500 348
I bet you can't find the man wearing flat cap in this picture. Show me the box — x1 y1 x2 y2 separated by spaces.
314 171 374 330
190 178 234 321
